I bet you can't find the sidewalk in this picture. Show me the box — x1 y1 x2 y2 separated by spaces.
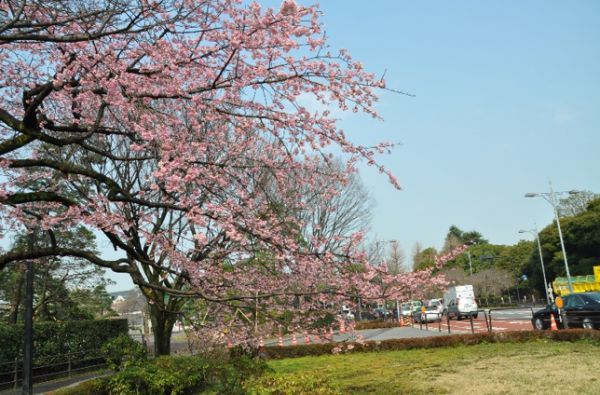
0 371 110 395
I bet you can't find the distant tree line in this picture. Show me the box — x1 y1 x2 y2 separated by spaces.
410 191 600 302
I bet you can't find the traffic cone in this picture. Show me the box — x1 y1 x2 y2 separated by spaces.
340 320 346 334
304 331 311 344
550 314 558 331
291 333 297 345
399 315 404 327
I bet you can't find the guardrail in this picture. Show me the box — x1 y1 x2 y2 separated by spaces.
0 350 107 391
411 307 535 334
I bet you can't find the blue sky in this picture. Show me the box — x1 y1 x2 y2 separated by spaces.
107 1 600 291
319 0 600 258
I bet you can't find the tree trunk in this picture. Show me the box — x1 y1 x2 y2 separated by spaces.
149 303 177 356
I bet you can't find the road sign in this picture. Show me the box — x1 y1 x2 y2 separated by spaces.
555 296 563 309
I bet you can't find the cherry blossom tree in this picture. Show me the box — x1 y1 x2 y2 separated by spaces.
355 245 468 306
0 0 415 354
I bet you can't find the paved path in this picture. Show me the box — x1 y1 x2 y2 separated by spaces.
0 371 111 395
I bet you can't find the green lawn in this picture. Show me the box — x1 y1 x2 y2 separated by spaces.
264 341 600 394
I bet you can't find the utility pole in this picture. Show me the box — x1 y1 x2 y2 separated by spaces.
22 231 35 395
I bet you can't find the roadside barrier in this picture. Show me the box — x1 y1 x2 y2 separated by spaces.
0 350 107 391
303 331 311 344
411 307 533 335
550 314 559 331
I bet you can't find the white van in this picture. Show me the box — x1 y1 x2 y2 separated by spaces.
443 285 478 320
340 305 355 320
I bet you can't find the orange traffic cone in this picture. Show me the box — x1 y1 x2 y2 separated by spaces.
340 320 346 334
550 313 558 331
399 315 404 327
304 331 311 344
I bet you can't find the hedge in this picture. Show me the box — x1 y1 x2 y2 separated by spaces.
48 353 270 395
0 319 128 367
259 329 600 359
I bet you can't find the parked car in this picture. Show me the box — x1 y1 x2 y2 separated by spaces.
413 301 444 323
372 307 391 320
532 292 600 330
427 299 444 315
531 303 563 330
400 303 413 317
408 300 423 315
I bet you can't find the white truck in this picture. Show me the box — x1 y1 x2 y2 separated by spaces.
443 285 478 320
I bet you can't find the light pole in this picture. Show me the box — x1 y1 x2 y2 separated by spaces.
23 231 35 395
525 182 579 294
462 240 477 276
466 251 473 276
519 225 551 304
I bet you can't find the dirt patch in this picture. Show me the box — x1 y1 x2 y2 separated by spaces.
431 344 600 394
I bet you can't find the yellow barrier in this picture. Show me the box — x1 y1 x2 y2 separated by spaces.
552 266 600 296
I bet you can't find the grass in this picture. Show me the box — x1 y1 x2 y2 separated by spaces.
265 340 600 394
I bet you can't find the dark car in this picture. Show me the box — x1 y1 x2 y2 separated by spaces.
531 292 600 330
372 307 391 320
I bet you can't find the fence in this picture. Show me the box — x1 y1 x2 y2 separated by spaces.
412 307 535 335
0 350 107 391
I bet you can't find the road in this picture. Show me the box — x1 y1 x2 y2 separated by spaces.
138 308 538 351
264 307 538 346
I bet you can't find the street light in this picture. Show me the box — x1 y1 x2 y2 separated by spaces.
23 230 35 395
519 225 551 304
464 240 477 276
524 182 579 294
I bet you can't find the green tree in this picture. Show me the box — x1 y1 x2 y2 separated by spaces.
0 227 112 323
412 247 438 271
557 190 599 217
70 285 116 319
524 197 600 295
441 225 488 254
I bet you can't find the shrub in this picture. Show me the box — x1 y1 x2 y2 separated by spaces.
107 355 213 395
54 352 270 395
101 334 147 371
0 319 128 365
214 353 270 394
